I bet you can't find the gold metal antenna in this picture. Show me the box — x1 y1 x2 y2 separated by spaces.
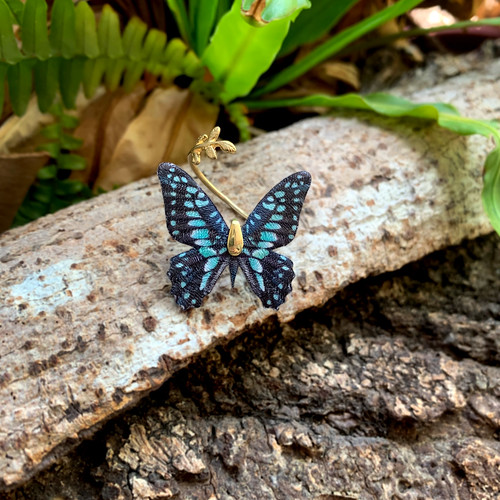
187 127 249 220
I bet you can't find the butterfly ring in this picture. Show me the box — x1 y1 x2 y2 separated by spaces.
157 130 311 310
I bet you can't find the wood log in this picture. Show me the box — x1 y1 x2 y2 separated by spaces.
0 57 498 489
9 233 500 499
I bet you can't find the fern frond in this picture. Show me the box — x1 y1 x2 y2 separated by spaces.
0 0 204 115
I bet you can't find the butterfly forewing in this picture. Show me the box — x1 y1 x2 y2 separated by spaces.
242 171 311 250
158 163 228 248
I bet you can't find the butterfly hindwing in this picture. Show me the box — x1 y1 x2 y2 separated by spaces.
158 162 228 248
238 251 294 309
168 248 229 309
242 171 311 250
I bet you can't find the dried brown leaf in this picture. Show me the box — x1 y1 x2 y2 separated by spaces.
71 92 115 184
0 152 49 232
0 97 55 154
94 87 218 191
99 85 148 174
321 61 360 89
476 0 500 18
72 85 147 185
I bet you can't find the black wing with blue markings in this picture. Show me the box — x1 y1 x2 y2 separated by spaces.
158 163 228 249
167 248 229 309
158 163 230 309
239 171 311 309
242 171 311 250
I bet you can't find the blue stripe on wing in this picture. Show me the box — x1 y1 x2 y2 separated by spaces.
167 248 230 309
158 163 228 248
238 251 294 309
242 171 311 250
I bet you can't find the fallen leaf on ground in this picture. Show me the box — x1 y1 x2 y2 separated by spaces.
72 84 147 186
95 86 218 191
0 152 49 232
0 98 55 154
99 84 148 173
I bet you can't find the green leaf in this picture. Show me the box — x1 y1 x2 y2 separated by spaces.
215 0 232 22
0 63 8 113
483 145 500 235
182 49 203 78
162 38 186 67
18 198 48 220
244 91 500 235
202 0 293 102
11 212 31 227
36 164 57 179
189 0 219 56
261 0 310 22
4 0 24 24
166 0 193 47
21 0 51 59
227 102 251 141
37 141 60 158
122 16 148 61
49 0 76 58
123 61 145 91
98 4 124 58
59 56 84 108
49 197 71 211
54 179 86 195
251 0 424 97
34 57 60 112
60 132 83 150
0 0 23 63
58 153 86 170
7 59 33 115
32 183 53 203
59 113 79 129
160 39 201 83
41 123 61 139
75 1 99 58
280 0 359 56
141 29 167 73
105 57 127 91
82 56 107 98
241 0 311 23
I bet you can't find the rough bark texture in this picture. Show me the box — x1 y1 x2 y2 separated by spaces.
7 232 500 499
0 56 498 488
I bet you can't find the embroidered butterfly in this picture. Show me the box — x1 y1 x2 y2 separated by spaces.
157 163 311 310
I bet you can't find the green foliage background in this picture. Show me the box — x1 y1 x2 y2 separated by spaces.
0 0 498 234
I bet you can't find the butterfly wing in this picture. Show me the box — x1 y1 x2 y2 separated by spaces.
168 248 229 309
237 252 295 309
242 171 311 250
239 171 311 309
158 162 229 248
158 162 230 309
